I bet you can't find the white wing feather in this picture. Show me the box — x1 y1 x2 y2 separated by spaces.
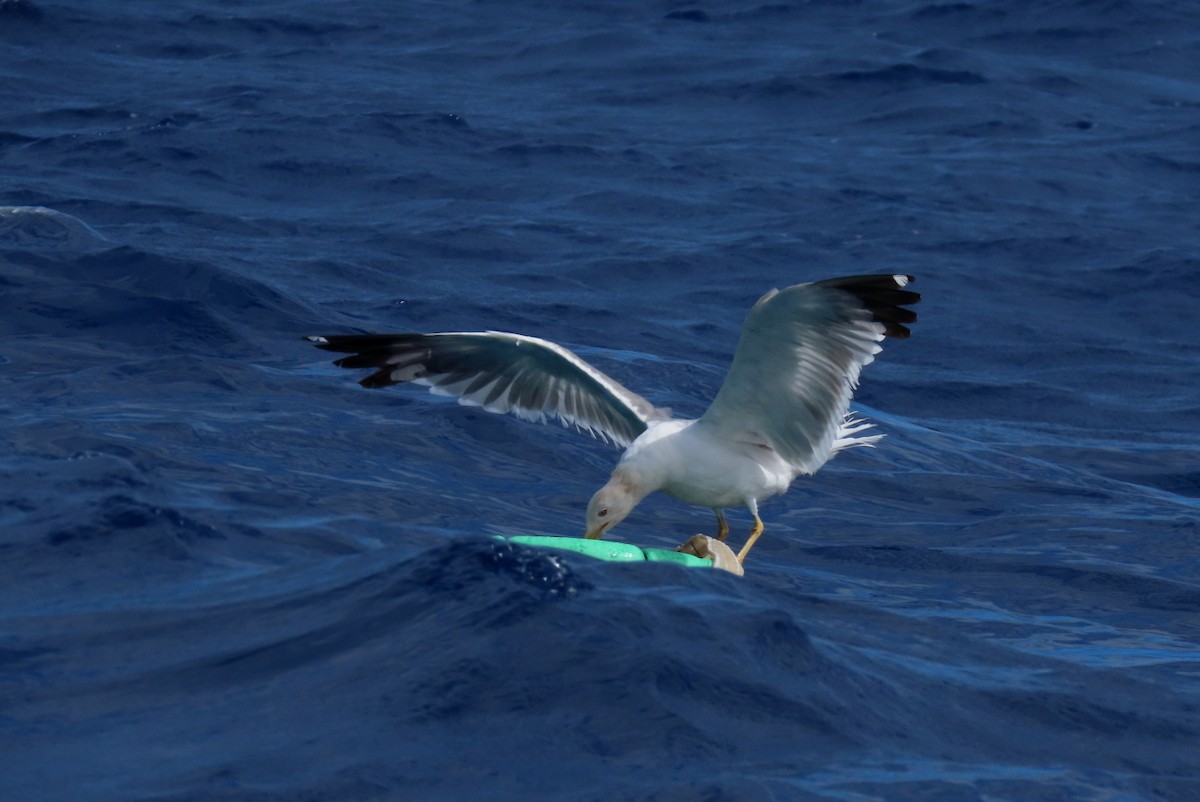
308 331 669 447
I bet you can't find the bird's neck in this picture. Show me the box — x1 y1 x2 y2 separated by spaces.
607 463 659 504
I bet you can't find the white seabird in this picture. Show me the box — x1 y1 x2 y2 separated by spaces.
308 273 919 565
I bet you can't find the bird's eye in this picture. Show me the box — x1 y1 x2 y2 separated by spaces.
598 508 608 517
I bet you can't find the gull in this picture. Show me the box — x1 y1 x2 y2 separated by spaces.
307 274 919 565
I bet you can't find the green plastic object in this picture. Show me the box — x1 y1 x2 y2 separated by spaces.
506 535 712 569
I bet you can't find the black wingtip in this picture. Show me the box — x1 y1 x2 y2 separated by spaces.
359 373 396 389
305 335 335 351
307 333 438 390
307 333 424 354
815 274 920 339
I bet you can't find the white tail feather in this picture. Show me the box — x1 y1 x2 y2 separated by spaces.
831 414 884 454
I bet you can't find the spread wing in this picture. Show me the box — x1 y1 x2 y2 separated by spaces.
696 274 919 474
306 331 669 447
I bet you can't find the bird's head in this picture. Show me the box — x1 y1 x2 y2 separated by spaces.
584 472 643 540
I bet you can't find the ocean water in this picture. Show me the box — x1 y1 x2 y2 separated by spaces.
2 0 1199 800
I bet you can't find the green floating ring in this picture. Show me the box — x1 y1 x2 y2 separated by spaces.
506 535 712 569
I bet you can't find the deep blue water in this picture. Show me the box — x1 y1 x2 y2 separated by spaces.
3 0 1199 799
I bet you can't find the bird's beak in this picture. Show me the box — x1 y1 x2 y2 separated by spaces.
584 522 609 540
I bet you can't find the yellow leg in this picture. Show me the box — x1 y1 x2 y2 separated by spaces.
714 510 729 542
735 513 765 564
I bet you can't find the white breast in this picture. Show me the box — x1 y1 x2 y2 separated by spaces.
618 419 794 509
